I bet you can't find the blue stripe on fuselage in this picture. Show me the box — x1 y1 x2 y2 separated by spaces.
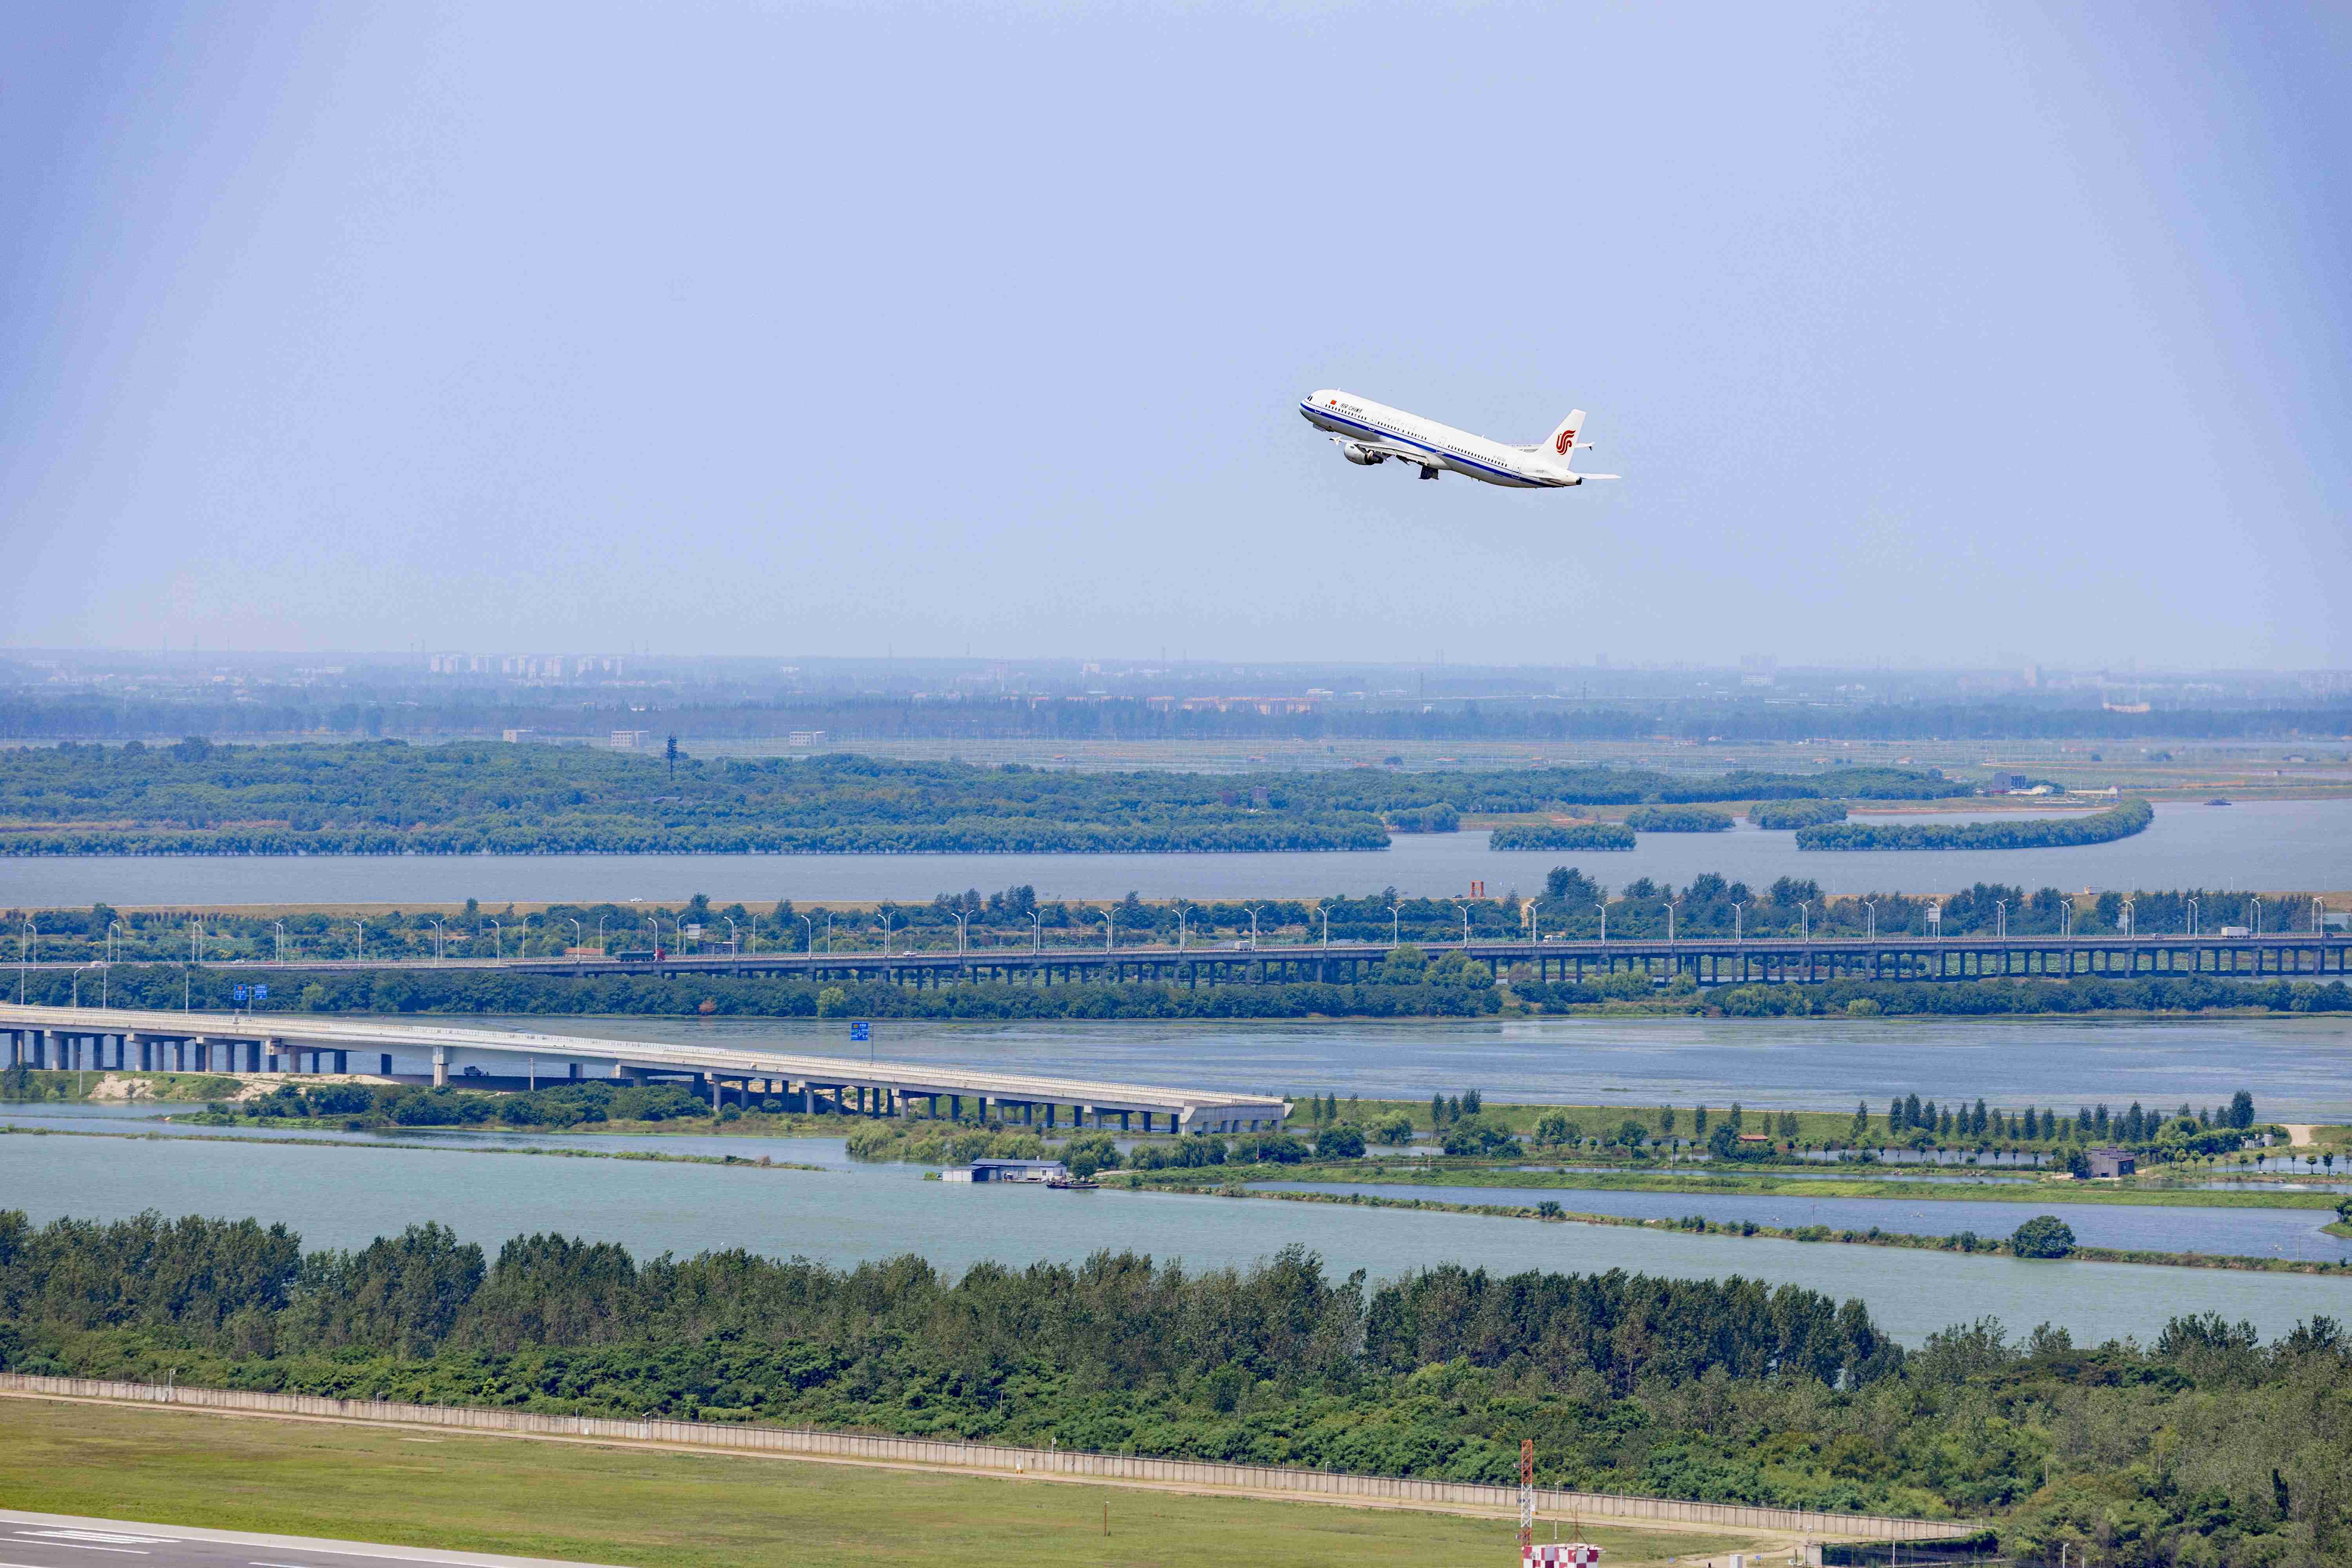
1299 402 1555 487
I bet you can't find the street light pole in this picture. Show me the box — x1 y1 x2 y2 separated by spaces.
1388 903 1401 948
1248 906 1264 950
1322 907 1332 949
1030 911 1041 954
1862 901 1877 941
1732 902 1744 944
1597 902 1608 943
797 915 812 956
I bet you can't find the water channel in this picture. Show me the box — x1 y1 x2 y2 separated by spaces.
477 1011 2352 1120
1 799 2342 907
1249 1180 2352 1263
4 1100 2349 1349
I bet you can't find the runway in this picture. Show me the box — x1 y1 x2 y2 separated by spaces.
0 1511 617 1568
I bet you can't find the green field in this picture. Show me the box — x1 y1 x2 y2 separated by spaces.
0 1397 1761 1568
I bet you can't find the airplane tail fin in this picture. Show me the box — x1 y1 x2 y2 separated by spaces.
1544 410 1588 466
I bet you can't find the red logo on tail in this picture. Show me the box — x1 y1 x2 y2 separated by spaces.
1554 427 1577 456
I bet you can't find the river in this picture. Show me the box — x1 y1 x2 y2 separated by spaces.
475 1011 2352 1120
0 799 2343 907
3 1104 2348 1348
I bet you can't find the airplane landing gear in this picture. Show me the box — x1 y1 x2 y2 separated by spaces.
1418 465 1439 480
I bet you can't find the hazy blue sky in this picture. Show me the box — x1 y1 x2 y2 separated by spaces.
4 2 2347 667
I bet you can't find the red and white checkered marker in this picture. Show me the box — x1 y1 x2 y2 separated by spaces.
1526 1546 1602 1568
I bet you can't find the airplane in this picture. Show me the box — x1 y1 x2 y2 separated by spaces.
1298 389 1619 489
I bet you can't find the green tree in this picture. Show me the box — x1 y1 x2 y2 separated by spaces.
2010 1215 2076 1258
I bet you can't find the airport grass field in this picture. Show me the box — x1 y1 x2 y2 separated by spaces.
0 1397 1760 1568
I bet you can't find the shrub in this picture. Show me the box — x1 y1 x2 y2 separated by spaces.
1230 1131 1309 1165
1441 1116 1518 1158
1624 806 1733 832
1312 1123 1367 1160
1372 1111 1416 1146
1749 800 1848 829
2010 1215 2076 1258
1488 822 1636 850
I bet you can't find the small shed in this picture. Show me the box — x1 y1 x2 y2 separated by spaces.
2088 1146 2136 1178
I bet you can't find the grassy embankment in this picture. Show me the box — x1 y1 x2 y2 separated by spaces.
0 1397 1757 1568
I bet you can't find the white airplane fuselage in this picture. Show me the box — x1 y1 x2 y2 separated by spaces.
1298 390 1612 490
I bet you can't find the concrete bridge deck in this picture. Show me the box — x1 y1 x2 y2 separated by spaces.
0 1004 1287 1134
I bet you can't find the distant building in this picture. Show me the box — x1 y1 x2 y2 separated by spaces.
942 1158 1071 1185
2088 1147 2136 1178
788 730 828 746
611 730 650 750
501 728 537 743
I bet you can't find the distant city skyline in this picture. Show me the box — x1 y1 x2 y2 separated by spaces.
4 3 2348 665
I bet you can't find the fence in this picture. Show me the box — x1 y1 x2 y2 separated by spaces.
0 1372 1982 1541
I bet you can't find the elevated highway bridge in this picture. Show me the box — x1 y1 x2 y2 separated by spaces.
0 1004 1288 1134
504 930 2350 987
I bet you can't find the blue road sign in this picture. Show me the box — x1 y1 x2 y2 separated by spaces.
233 985 249 1002
253 984 268 1001
849 1021 870 1042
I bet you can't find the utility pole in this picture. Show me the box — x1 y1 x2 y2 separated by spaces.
1518 1439 1535 1563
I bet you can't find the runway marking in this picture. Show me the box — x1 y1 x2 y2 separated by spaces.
17 1537 174 1548
4 1548 150 1556
252 1560 324 1566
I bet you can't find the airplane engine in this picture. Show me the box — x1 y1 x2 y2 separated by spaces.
1337 441 1385 466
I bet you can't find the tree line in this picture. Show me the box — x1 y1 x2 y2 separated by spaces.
2 1209 2348 1562
0 740 1967 857
45 862 2336 967
1796 799 2153 851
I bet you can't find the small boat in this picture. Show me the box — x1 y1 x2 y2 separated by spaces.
1045 1174 1099 1191
2206 798 2232 806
